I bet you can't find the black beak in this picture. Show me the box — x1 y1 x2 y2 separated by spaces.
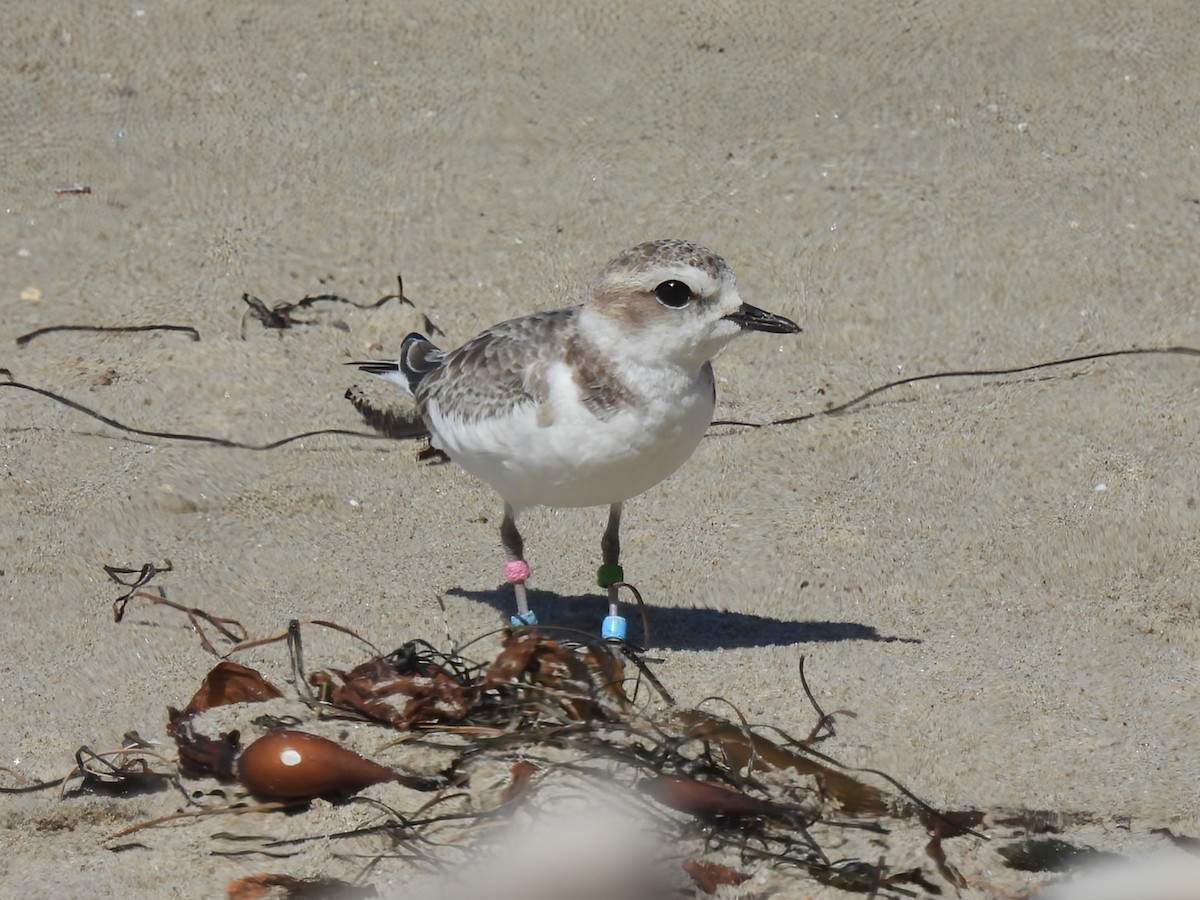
724 302 801 335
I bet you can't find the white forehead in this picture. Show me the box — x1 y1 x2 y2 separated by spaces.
624 261 727 297
594 239 735 298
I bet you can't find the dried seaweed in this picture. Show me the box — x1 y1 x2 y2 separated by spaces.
6 347 1198 462
20 574 1184 895
0 371 398 449
168 662 284 733
16 323 200 346
87 579 990 890
997 837 1120 873
710 345 1200 429
681 858 752 894
104 560 173 600
226 873 378 899
154 613 981 890
112 588 247 657
240 274 441 340
58 743 179 800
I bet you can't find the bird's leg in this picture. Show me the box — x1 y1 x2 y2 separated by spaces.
598 502 626 641
599 502 623 611
500 503 536 626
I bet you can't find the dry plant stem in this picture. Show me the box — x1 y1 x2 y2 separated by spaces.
58 747 178 800
239 275 437 339
15 323 200 346
610 580 653 650
227 618 381 659
0 371 396 449
106 801 294 840
0 766 35 788
711 345 1200 428
112 589 247 657
798 655 838 742
6 346 1196 460
99 578 999 893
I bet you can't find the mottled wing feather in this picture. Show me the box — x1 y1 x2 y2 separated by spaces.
416 309 577 422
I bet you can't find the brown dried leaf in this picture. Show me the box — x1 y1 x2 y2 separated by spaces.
640 774 791 820
227 873 377 899
169 662 283 733
321 657 471 729
497 760 539 808
682 858 751 894
481 630 545 687
174 727 241 781
673 709 890 816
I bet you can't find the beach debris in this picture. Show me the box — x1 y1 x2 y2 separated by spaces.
814 858 942 894
112 587 248 657
240 292 321 335
226 872 378 899
709 345 1200 429
992 808 1098 835
39 575 1166 894
103 560 173 600
15 323 200 346
681 858 752 894
240 274 438 339
308 629 629 731
496 760 540 808
997 837 1120 873
639 774 809 824
59 739 177 799
311 643 473 729
0 374 400 450
236 730 436 803
168 661 284 732
173 726 241 782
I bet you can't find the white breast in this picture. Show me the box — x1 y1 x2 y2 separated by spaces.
426 362 715 509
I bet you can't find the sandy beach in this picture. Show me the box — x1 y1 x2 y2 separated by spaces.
2 2 1198 897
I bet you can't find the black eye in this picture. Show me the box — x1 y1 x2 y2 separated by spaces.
653 280 693 308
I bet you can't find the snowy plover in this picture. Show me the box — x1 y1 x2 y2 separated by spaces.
351 239 800 639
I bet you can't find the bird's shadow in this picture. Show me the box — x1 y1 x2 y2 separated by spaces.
446 586 920 652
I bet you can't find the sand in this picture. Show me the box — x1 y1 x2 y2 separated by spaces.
1 2 1198 897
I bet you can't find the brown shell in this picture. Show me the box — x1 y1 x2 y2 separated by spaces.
237 730 396 802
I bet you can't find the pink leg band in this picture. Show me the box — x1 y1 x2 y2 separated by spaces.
504 560 531 584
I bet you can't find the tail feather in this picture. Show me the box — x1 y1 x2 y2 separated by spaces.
353 360 402 375
347 331 443 397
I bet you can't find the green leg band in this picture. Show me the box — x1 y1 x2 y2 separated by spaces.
597 563 624 588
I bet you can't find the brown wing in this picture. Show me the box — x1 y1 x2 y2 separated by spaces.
416 308 577 422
